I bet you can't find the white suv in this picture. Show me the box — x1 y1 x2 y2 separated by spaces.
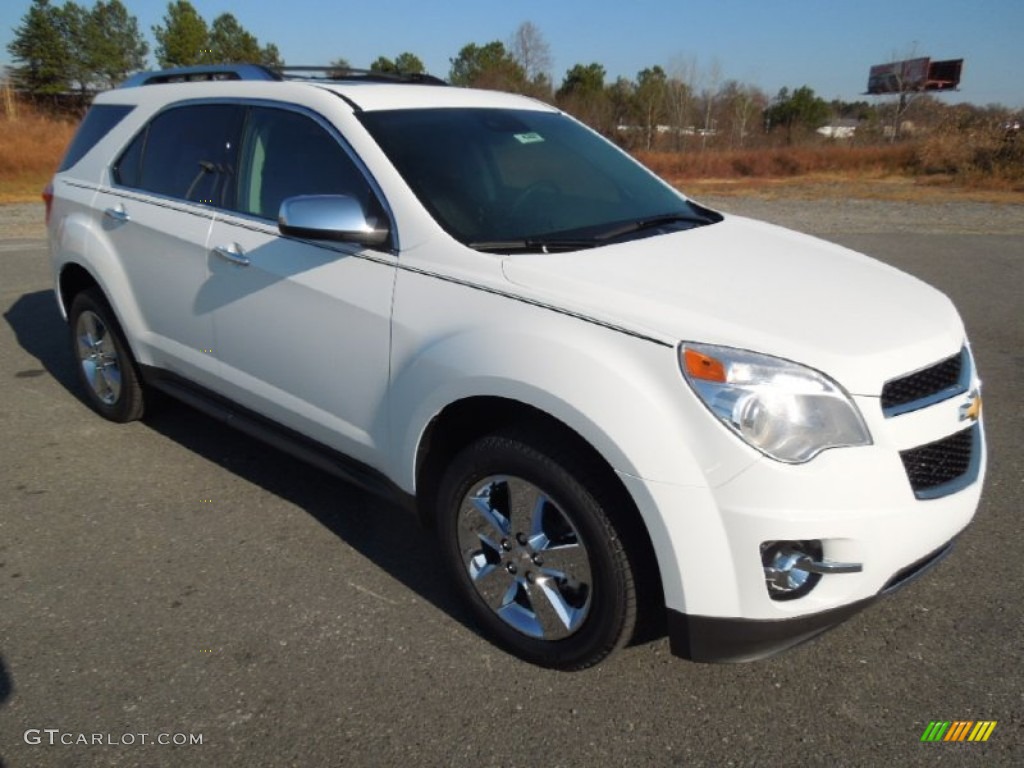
47 64 985 669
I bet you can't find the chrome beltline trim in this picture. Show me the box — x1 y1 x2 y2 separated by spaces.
66 180 671 348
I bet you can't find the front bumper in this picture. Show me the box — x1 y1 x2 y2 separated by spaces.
614 395 984 663
667 537 957 662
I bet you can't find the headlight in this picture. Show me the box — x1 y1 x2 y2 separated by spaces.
680 343 871 463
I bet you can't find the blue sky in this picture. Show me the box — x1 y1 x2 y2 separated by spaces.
2 0 1021 108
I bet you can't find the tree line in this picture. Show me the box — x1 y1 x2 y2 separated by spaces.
7 2 1014 149
7 0 146 94
6 0 282 94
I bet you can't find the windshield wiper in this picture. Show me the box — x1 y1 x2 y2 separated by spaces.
468 238 600 254
468 209 718 253
593 212 716 242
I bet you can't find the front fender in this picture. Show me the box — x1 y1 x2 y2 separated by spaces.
388 269 757 493
386 268 760 614
390 326 698 490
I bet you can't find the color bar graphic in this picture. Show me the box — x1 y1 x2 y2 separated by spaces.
968 721 997 742
944 721 972 741
920 720 996 742
921 721 949 741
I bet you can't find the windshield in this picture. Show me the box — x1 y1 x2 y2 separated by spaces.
357 108 719 251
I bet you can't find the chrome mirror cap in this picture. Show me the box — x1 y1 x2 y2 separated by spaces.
278 194 389 247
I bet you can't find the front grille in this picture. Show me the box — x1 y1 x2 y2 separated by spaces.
882 350 964 416
900 426 976 499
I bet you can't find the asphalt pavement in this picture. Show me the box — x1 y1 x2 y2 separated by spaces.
1 200 1022 767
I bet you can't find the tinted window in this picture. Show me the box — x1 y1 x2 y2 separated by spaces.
134 104 244 206
58 104 134 172
113 128 145 187
235 107 376 220
359 108 710 247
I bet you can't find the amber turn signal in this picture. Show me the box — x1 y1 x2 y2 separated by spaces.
684 347 727 382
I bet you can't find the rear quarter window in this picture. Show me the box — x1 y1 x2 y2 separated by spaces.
58 104 135 172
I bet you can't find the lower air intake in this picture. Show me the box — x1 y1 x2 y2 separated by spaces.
899 426 978 499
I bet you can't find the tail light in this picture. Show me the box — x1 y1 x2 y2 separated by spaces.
42 181 54 226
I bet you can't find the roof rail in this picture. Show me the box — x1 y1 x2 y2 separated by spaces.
117 64 447 89
119 64 280 88
271 65 447 86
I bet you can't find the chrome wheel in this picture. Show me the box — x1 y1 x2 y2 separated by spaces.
456 475 593 641
75 309 122 406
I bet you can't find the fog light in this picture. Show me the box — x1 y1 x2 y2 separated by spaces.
761 540 823 600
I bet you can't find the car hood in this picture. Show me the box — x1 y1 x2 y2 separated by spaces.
500 214 965 395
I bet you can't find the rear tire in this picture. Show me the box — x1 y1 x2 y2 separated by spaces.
68 288 146 423
437 427 637 669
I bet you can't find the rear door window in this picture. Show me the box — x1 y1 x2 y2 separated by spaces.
115 104 245 207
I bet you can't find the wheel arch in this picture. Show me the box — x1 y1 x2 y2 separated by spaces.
54 208 154 369
60 262 149 388
387 309 742 624
415 395 666 641
58 261 101 317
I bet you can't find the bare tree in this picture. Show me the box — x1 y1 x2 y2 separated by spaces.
509 21 552 84
877 44 927 141
665 56 698 150
719 80 766 148
699 58 722 150
2 73 16 120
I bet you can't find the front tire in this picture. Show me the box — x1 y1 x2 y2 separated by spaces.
437 429 637 669
68 288 146 423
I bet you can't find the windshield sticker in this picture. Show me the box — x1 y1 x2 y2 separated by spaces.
513 132 545 144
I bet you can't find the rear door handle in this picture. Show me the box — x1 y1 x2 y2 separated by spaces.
103 205 130 223
212 244 251 267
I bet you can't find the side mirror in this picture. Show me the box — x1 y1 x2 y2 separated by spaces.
278 194 390 247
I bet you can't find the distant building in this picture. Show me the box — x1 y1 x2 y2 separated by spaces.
882 120 916 139
817 119 860 139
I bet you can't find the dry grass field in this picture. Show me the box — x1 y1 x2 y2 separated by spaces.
2 98 1021 205
680 174 1024 205
640 137 1024 204
638 144 918 182
0 102 77 203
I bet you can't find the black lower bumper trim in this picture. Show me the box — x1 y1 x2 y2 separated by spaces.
669 536 960 663
667 597 875 663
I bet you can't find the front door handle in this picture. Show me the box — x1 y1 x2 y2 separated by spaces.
103 205 130 223
212 244 251 267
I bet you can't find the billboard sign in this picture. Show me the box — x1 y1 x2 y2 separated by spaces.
867 57 963 94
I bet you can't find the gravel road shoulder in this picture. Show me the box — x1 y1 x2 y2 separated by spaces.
700 195 1024 235
0 203 48 239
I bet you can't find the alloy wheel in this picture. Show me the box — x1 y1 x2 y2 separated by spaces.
456 475 593 640
75 309 122 406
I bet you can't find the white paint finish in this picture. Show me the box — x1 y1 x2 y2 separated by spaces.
87 189 221 386
386 263 763 493
627 431 983 618
501 215 965 395
203 215 396 467
49 75 987 634
708 442 983 619
49 176 98 321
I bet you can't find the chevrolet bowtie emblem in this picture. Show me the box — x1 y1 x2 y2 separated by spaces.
959 391 982 422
